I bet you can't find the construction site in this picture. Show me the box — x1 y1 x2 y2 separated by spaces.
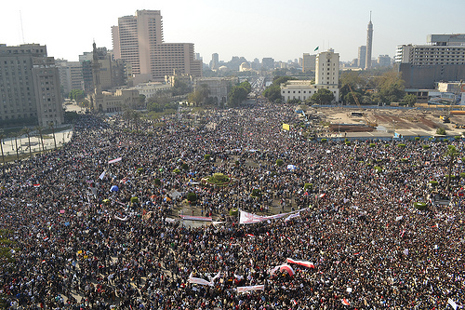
305 105 465 139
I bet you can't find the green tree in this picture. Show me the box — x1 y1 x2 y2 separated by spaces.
339 71 365 100
263 76 297 103
403 94 417 107
0 130 5 176
343 91 361 105
147 89 173 106
172 78 191 96
138 94 146 108
35 126 45 153
48 122 57 149
69 89 85 103
22 127 32 157
263 84 282 102
311 88 335 104
444 145 460 192
373 70 405 104
187 90 204 107
228 86 248 107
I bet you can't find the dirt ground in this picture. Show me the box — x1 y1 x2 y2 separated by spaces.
311 107 465 135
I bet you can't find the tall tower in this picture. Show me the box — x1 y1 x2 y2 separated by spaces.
91 42 104 112
365 12 373 70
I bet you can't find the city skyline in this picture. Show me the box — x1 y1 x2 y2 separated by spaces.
2 0 464 64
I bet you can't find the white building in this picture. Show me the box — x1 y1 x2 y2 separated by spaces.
131 82 170 100
281 49 339 103
395 34 465 65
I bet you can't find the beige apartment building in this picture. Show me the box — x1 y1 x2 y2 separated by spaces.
112 10 201 83
0 44 64 126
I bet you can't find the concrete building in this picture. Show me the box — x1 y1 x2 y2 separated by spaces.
132 82 170 100
261 58 275 70
365 14 373 70
315 49 339 86
112 10 201 83
56 60 84 94
210 53 219 70
79 47 130 92
377 55 391 67
281 49 339 103
0 44 64 126
302 53 316 73
358 46 366 69
396 34 465 88
194 77 237 105
90 43 140 113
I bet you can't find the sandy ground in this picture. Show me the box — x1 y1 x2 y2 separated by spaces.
308 106 465 136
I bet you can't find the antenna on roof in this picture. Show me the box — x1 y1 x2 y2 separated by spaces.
369 11 372 22
19 10 25 43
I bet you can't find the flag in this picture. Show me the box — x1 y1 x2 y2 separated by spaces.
33 184 41 187
108 157 122 164
341 298 350 306
286 258 315 268
314 46 319 51
282 123 290 131
99 170 106 180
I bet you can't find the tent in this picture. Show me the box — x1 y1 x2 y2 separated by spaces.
110 185 119 192
287 165 297 171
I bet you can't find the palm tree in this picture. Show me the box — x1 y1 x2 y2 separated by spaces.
48 121 57 149
0 129 5 175
35 126 45 153
22 127 32 157
14 133 19 160
444 145 460 192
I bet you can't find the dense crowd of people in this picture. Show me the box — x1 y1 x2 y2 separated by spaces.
0 102 464 309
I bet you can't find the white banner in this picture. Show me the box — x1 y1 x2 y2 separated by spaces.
236 285 265 293
108 157 122 164
239 210 288 225
188 273 213 286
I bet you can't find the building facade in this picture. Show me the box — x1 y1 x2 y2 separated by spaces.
358 46 366 69
194 77 238 104
0 44 63 126
281 50 339 103
302 53 316 73
112 10 201 83
56 60 84 95
396 34 465 88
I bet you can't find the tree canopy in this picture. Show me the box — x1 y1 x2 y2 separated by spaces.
310 88 335 105
263 76 297 103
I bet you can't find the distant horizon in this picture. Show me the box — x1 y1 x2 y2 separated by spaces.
1 0 464 64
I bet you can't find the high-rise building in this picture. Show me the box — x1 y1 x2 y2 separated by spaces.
210 53 219 70
79 47 129 92
365 13 373 70
302 53 316 73
377 55 391 67
396 34 465 88
0 44 63 126
280 49 339 103
261 58 275 70
358 46 366 69
56 60 84 95
112 10 201 82
315 49 339 86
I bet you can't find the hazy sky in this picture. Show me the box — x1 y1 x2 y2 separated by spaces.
2 0 464 64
